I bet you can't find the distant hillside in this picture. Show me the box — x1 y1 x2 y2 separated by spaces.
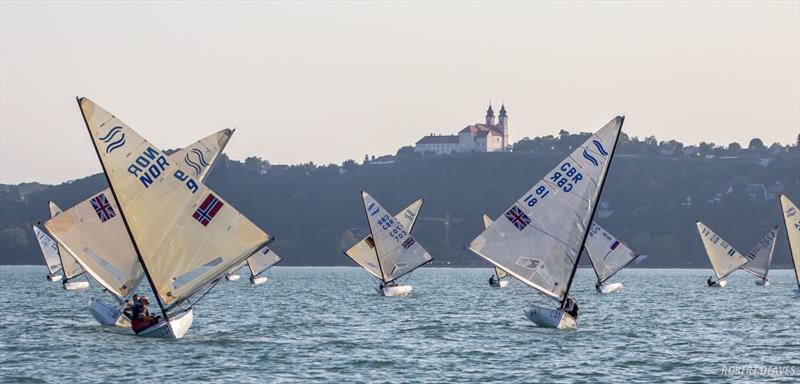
2 133 798 269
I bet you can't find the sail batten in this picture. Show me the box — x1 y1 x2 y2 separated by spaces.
362 192 432 282
469 117 623 301
76 97 270 316
696 221 748 280
779 195 800 288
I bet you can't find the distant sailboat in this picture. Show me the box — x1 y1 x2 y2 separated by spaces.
32 224 63 282
740 226 779 286
470 116 624 329
696 221 748 287
779 195 800 296
44 130 233 327
76 97 271 338
225 262 244 281
246 245 283 285
585 222 643 294
347 192 431 296
47 202 90 291
482 215 508 288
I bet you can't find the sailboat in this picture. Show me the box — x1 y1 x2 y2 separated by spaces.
225 262 244 281
75 97 271 338
740 226 779 286
44 130 233 327
46 202 90 290
345 192 431 296
779 195 800 296
469 116 624 329
482 215 509 288
585 222 642 294
32 224 64 282
696 221 748 287
246 245 283 285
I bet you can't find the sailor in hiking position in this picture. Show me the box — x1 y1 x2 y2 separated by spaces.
563 294 579 320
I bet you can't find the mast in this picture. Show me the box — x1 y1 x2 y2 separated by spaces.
76 97 169 321
561 116 624 306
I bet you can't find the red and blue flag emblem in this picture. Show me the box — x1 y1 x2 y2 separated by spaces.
90 193 116 223
610 240 620 250
402 237 416 249
505 205 531 231
193 194 224 227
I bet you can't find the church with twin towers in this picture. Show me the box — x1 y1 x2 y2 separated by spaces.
414 103 510 155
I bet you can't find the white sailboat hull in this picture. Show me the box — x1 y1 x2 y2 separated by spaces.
490 279 509 288
708 279 727 288
135 309 193 339
754 279 770 286
64 280 89 291
597 282 623 294
225 274 241 282
523 304 577 329
47 274 63 282
378 284 413 297
250 276 268 285
89 297 129 327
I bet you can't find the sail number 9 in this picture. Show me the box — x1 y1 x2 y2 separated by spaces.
173 170 198 193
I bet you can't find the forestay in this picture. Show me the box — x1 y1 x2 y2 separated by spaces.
696 221 748 280
585 222 639 284
44 130 233 300
49 202 85 280
247 245 283 278
481 214 507 279
78 97 270 312
469 117 623 300
362 192 432 282
780 195 800 287
33 225 63 277
345 199 423 280
741 226 778 279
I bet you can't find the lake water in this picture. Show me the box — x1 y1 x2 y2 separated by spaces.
0 266 798 383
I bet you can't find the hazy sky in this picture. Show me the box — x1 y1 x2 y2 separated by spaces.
1 1 798 184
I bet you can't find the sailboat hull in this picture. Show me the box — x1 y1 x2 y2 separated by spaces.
708 279 727 288
378 285 413 297
135 309 193 339
64 280 90 291
524 304 577 329
89 297 129 327
597 282 623 294
754 279 770 286
47 274 63 282
225 274 241 282
490 279 509 288
250 276 268 285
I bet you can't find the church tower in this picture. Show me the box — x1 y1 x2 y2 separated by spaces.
485 103 496 126
498 103 509 149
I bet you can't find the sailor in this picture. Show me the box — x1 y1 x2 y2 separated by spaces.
563 295 579 320
378 281 385 291
595 282 602 293
489 275 496 286
131 297 159 333
761 277 769 285
123 294 140 319
707 277 714 287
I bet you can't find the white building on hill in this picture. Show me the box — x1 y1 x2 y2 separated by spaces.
415 103 510 154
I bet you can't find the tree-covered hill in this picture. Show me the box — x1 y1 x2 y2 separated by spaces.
2 133 798 269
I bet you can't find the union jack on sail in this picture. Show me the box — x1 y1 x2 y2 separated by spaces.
193 193 224 227
90 193 116 223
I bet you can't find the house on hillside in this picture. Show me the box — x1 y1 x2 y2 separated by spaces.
415 103 510 154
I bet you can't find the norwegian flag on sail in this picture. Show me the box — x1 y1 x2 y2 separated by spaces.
90 193 116 223
193 193 224 227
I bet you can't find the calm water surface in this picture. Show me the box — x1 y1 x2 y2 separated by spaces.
0 266 798 383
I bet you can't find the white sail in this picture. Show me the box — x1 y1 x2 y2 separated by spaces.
78 97 270 312
780 195 800 288
44 130 233 300
32 225 62 276
49 202 85 280
362 192 432 282
481 214 507 279
585 222 640 283
469 117 623 300
247 245 283 278
740 226 778 279
344 199 423 280
696 221 748 280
